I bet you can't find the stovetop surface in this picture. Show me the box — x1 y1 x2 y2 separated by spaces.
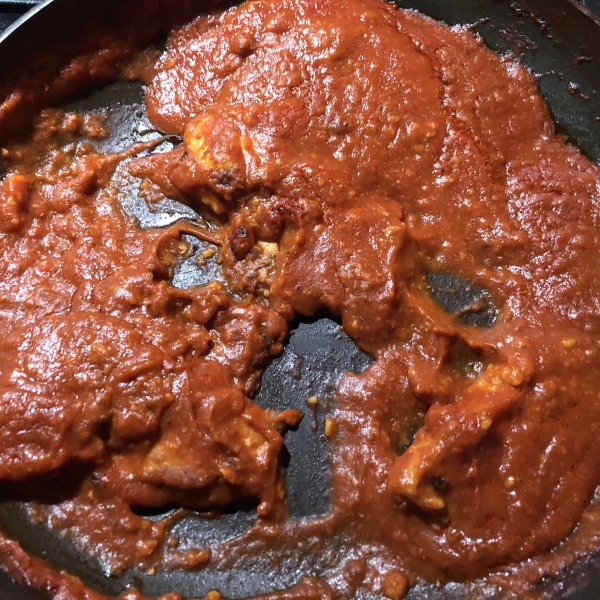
0 1 35 34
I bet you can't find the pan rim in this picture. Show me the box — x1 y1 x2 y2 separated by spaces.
0 0 54 45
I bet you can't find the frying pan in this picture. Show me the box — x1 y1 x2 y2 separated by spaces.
0 0 599 598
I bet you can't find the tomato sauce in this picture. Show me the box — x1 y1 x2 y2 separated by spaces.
1 0 600 598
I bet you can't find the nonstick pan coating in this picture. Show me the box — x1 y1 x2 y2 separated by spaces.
0 1 599 598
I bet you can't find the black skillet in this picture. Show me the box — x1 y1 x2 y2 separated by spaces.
0 0 599 598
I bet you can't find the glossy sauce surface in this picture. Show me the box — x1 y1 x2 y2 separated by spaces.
1 0 600 598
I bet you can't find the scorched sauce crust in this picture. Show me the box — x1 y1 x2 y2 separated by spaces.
1 0 600 598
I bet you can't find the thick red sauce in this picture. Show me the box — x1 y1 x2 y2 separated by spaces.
1 0 600 598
